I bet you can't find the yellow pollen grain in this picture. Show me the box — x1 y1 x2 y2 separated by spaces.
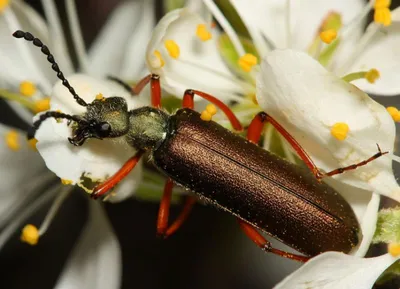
330 122 349 141
388 243 400 257
374 0 391 9
55 109 63 123
153 50 165 67
34 98 50 113
238 53 258 72
19 81 36 97
386 107 400 122
196 24 212 41
61 179 73 185
374 7 392 26
28 138 38 151
5 130 20 151
205 104 217 116
365 68 380 84
21 224 39 245
320 29 337 44
164 40 180 59
0 0 9 13
200 111 213 121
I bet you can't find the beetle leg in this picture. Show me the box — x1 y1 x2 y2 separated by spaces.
157 179 196 237
238 220 310 263
250 112 388 181
157 178 174 237
182 89 243 131
91 150 144 200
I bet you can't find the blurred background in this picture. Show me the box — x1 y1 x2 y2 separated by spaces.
0 0 400 288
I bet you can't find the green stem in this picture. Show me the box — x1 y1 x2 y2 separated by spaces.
0 89 36 111
342 71 367 83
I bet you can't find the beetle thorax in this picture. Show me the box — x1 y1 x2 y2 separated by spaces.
126 106 169 150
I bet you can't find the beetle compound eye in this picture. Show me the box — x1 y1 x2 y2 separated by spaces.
97 122 111 137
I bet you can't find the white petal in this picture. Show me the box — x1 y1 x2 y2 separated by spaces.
325 179 380 256
229 0 364 50
274 252 399 289
54 201 121 289
88 0 152 79
146 9 250 101
348 7 400 96
0 124 50 228
256 50 400 201
36 74 145 200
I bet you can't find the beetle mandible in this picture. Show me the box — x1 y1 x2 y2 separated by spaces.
14 30 388 263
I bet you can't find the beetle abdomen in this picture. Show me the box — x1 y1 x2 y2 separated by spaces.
153 109 360 256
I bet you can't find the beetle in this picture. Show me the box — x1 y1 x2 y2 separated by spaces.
14 30 387 262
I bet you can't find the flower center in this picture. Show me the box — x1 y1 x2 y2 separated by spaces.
201 104 218 121
5 130 20 151
196 24 212 41
330 122 349 141
164 40 180 59
19 81 37 97
238 53 258 72
386 107 400 122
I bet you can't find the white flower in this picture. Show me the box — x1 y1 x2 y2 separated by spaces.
0 0 154 287
257 48 398 289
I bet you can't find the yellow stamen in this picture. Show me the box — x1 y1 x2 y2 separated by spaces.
320 29 337 44
96 93 105 100
200 111 213 121
205 104 217 116
34 98 50 113
374 8 392 26
196 24 212 41
61 179 73 185
374 0 391 9
21 224 39 245
28 138 38 151
388 243 400 257
330 122 349 141
153 50 165 67
251 94 258 105
0 0 9 13
19 81 37 97
365 68 380 84
164 40 180 59
386 107 400 122
5 130 20 151
238 53 258 72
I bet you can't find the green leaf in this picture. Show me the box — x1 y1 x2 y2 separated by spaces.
373 207 400 244
214 0 250 38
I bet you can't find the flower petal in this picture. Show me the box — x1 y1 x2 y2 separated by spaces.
229 0 364 51
36 74 145 201
0 124 50 228
88 0 154 79
54 201 121 289
257 49 400 201
146 9 251 102
348 7 400 96
273 252 399 289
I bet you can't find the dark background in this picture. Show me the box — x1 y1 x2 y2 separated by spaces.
1 1 400 288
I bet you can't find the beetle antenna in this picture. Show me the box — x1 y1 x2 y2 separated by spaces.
27 111 84 140
12 30 88 107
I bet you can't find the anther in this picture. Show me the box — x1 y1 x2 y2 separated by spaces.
320 29 337 44
0 0 10 12
388 243 400 257
19 81 36 97
386 107 400 122
365 68 380 84
200 111 213 121
5 130 20 151
331 122 349 141
374 7 392 26
153 50 165 68
96 93 105 100
34 98 50 113
196 24 212 41
61 179 73 185
238 53 258 72
164 40 180 59
20 224 39 245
